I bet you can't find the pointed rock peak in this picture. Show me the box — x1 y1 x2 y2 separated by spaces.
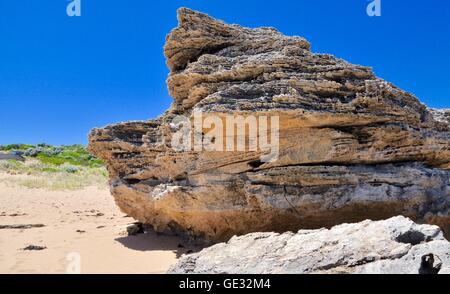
164 8 310 72
176 7 222 29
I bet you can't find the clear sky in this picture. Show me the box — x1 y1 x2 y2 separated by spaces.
1 0 449 145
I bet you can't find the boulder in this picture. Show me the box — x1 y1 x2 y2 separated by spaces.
168 216 450 274
88 8 450 243
0 152 25 162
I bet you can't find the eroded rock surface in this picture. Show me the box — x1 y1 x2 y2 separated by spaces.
88 8 450 243
431 108 450 126
169 216 450 274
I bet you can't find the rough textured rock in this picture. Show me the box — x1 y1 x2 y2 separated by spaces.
431 108 450 126
169 216 450 274
88 8 450 243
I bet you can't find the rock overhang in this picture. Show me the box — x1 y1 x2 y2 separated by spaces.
88 8 450 243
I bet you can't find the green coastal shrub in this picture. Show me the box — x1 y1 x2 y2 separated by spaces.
0 144 108 190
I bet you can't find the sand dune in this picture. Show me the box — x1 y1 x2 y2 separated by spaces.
0 174 194 274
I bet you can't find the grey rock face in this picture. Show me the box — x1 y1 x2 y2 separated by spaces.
169 216 450 274
430 108 450 126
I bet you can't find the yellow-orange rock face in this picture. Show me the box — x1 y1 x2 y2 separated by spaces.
89 8 450 243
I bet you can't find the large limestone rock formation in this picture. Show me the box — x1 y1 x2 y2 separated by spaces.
168 216 450 274
88 8 450 243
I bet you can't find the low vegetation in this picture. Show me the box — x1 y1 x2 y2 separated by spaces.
0 144 108 190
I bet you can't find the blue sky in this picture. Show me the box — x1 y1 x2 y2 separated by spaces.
0 0 449 145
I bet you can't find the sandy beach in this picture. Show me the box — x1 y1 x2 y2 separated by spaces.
0 173 194 274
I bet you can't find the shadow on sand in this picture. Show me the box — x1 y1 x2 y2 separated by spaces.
115 228 202 258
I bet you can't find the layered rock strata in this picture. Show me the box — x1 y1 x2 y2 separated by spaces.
89 8 450 242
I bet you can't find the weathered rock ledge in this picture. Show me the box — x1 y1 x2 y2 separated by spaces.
169 216 450 274
88 8 450 243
